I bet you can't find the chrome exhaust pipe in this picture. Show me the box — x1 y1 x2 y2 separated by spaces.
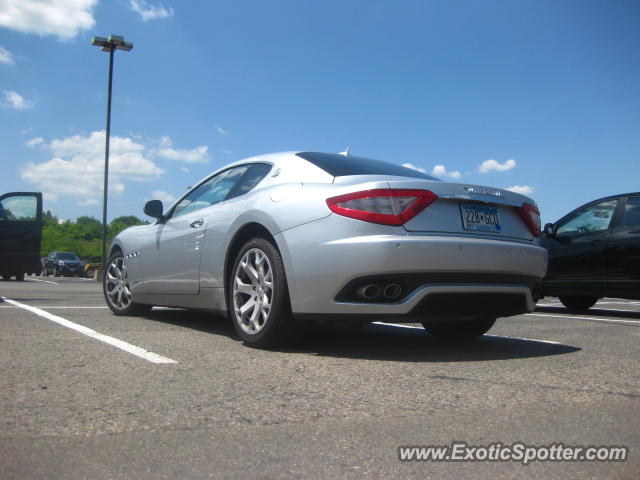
383 283 402 300
357 284 382 300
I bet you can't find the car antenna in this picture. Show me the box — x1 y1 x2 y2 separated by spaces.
339 146 350 157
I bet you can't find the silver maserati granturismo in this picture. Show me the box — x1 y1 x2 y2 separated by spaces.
103 151 547 346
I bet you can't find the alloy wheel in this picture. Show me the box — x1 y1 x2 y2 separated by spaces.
105 256 132 310
232 248 273 334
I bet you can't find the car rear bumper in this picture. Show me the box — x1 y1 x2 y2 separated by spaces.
58 265 84 275
276 215 547 318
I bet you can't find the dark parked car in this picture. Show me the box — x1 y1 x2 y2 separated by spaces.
541 193 640 312
43 252 85 277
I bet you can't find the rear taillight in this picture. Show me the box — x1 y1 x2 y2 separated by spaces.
326 189 438 226
516 203 541 237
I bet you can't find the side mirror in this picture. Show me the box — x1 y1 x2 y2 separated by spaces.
543 223 555 237
143 200 164 219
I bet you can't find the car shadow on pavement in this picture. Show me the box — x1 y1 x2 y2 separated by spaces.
144 308 237 336
144 308 580 363
536 305 640 320
280 321 580 362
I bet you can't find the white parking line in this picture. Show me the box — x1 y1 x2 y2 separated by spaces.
593 301 640 306
1 296 177 364
0 306 108 309
589 308 640 314
484 334 564 345
371 322 562 345
527 312 640 326
27 278 59 285
538 300 640 307
372 322 423 330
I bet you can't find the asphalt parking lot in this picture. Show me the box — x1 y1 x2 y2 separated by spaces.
1 277 639 479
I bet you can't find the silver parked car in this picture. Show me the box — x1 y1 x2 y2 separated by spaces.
104 151 547 346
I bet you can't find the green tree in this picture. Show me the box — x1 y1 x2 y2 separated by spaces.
42 210 59 226
76 216 102 240
109 215 147 240
40 213 146 259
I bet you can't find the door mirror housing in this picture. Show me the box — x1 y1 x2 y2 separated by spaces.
543 223 555 237
144 200 164 219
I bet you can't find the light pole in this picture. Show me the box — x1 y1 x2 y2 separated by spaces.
91 34 133 271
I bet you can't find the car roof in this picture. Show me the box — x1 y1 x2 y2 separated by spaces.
573 192 640 208
554 192 640 223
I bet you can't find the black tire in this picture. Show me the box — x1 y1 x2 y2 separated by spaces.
559 296 598 313
422 317 496 340
1 274 10 281
228 237 294 348
15 272 25 282
85 268 95 279
103 252 152 316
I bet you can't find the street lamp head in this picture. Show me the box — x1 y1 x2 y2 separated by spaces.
91 34 133 52
91 36 108 47
107 35 124 45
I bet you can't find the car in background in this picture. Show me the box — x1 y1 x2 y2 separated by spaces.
81 257 102 278
43 252 85 277
540 192 640 312
103 151 547 347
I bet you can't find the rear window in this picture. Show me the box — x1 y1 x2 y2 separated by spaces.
296 152 440 181
621 197 640 227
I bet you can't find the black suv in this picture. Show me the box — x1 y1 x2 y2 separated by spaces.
541 193 640 312
43 252 84 277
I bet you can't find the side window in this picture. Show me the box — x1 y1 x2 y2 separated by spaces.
621 197 640 228
556 200 618 235
0 195 38 221
171 166 249 218
227 163 272 200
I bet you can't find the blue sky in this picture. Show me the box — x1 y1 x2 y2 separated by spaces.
1 0 638 224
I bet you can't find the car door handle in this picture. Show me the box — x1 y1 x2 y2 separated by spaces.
589 239 603 246
190 219 204 228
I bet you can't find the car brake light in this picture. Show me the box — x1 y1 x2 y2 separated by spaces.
516 203 541 237
326 189 438 226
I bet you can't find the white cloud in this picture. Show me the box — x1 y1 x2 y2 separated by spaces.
20 130 165 203
180 166 190 173
151 189 176 203
401 163 426 174
151 136 210 163
128 0 174 21
19 127 33 135
43 192 58 202
2 90 35 110
0 0 97 41
217 127 229 135
505 185 534 196
0 46 15 65
26 137 44 147
156 145 211 163
158 136 172 147
478 158 516 173
78 198 98 206
432 164 462 179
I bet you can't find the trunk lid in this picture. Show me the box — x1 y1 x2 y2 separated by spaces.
385 179 536 241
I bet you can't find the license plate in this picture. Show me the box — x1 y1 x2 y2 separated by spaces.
460 204 501 232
